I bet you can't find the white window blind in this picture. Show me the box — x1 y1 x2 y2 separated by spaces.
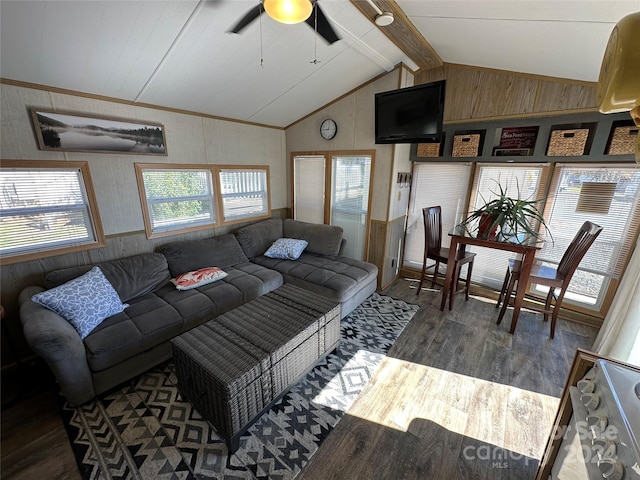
293 155 325 224
536 164 640 307
330 155 371 260
218 166 270 223
404 163 472 269
468 164 549 288
138 166 216 236
0 162 101 260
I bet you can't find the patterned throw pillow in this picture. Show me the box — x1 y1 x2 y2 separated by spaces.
170 267 228 290
264 238 309 260
31 266 128 339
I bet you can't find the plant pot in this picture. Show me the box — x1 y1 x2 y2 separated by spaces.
478 213 499 239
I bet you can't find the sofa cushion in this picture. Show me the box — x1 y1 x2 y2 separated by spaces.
283 219 343 256
33 266 128 339
160 234 249 276
236 218 283 258
264 238 308 260
251 252 377 303
44 253 170 303
83 292 183 372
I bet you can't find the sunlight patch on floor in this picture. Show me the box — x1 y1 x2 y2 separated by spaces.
311 349 385 413
343 356 560 460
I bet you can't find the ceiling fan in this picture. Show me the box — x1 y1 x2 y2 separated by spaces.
229 0 340 45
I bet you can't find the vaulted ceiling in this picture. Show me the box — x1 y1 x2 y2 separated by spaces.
1 1 637 128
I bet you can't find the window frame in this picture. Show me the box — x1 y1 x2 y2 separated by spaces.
534 163 640 316
464 162 552 289
135 163 220 239
215 164 271 226
403 162 473 270
136 163 273 237
0 160 106 265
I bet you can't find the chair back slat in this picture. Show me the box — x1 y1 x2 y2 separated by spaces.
557 221 603 278
423 206 443 254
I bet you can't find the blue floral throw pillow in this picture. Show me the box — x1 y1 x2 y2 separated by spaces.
264 238 309 260
32 266 127 339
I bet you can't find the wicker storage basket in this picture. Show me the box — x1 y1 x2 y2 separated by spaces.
172 322 270 439
417 142 441 157
607 126 638 155
170 284 340 453
546 129 589 156
452 134 481 157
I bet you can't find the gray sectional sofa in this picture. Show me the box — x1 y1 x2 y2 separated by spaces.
236 218 377 316
19 218 378 405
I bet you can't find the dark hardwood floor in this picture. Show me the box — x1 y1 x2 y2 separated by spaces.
298 278 598 480
0 278 598 480
1 358 81 480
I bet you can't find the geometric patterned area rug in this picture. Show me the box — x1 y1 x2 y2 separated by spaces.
60 293 419 480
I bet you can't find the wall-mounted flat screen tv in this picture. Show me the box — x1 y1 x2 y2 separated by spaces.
375 80 446 144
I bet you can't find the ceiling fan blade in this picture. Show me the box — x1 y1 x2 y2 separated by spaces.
305 4 340 45
229 4 263 34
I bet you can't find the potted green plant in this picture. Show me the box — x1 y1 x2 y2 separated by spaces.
459 181 551 243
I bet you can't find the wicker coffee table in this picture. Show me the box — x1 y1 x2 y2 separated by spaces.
171 284 341 453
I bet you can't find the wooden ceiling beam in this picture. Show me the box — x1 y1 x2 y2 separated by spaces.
350 0 443 71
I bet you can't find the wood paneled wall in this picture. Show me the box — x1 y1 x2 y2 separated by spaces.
416 63 598 122
368 216 409 290
368 220 387 289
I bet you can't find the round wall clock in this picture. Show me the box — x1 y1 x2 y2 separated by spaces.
320 119 337 140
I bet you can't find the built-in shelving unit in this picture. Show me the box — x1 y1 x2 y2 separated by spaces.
412 110 637 163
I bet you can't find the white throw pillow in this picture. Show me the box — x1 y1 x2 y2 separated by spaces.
264 238 309 260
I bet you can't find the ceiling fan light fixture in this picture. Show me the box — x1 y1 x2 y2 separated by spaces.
375 12 394 27
264 0 313 25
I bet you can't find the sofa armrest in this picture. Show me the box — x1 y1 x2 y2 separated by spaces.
20 292 95 405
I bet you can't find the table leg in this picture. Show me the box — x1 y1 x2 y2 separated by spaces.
440 237 458 311
509 249 535 334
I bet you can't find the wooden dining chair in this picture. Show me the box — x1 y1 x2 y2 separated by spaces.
496 221 602 338
416 206 476 309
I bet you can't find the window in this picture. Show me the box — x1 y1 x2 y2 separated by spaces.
404 160 640 317
0 160 105 264
404 163 472 270
135 164 217 238
330 155 372 260
136 164 271 237
536 164 640 310
217 165 270 224
467 164 550 289
293 155 326 224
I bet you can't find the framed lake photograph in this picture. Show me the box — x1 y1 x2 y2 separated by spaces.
29 108 167 155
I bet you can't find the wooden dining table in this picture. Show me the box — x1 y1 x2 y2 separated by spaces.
440 225 542 334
